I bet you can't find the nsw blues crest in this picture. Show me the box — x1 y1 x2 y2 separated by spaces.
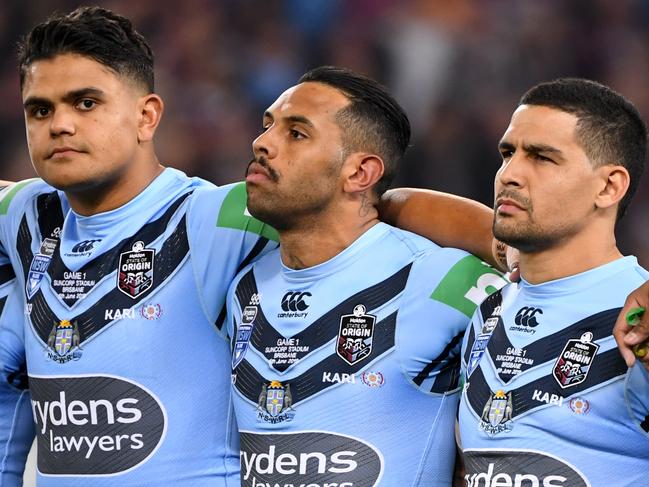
256 380 295 424
45 319 82 364
479 389 513 435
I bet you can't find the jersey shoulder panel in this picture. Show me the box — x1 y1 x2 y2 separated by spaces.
394 248 503 395
0 179 58 260
0 179 44 216
190 181 278 242
426 248 508 318
384 226 441 254
187 182 278 327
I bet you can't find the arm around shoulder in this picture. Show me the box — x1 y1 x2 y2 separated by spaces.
380 188 500 269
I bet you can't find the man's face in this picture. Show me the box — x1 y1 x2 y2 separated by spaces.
246 82 350 230
22 53 144 193
494 105 603 252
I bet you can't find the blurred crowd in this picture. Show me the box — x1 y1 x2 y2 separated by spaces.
1 0 648 262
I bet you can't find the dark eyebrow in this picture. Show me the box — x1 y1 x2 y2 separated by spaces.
23 87 105 110
263 111 315 129
23 96 52 111
523 143 562 155
498 140 563 157
285 115 314 128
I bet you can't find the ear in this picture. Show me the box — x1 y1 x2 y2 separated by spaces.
594 164 630 210
136 94 164 143
342 153 385 196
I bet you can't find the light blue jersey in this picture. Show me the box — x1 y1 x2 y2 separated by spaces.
459 257 649 487
0 273 34 485
0 169 276 486
227 222 506 486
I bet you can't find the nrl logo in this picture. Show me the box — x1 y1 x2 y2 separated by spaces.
45 319 82 364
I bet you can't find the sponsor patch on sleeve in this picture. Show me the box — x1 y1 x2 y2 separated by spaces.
430 255 508 317
216 183 279 241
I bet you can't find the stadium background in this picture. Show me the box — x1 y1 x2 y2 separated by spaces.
1 0 648 482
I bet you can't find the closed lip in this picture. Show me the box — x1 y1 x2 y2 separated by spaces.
48 146 83 158
246 161 271 179
496 197 525 211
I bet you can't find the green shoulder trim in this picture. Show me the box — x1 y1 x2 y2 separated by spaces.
0 179 39 215
430 254 508 317
216 182 279 242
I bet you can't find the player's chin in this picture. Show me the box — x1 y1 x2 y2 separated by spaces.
39 171 101 193
245 198 267 220
493 218 515 233
493 222 523 246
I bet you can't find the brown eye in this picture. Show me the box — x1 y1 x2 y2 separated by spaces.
76 99 96 111
37 107 50 118
289 129 305 139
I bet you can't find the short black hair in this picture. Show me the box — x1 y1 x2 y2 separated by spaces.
18 6 154 92
520 78 647 220
298 66 410 197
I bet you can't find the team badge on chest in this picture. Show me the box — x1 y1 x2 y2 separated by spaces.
233 294 260 369
45 319 82 364
256 381 295 424
480 389 513 435
466 305 502 378
553 332 599 388
336 304 375 366
27 237 58 299
117 241 155 299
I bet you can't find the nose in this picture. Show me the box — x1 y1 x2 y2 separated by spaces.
49 107 76 137
496 152 525 189
252 127 277 160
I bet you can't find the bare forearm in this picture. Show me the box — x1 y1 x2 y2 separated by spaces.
380 187 497 267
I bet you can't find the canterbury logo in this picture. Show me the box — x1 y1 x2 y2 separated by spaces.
514 307 543 327
71 239 101 253
281 291 311 312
